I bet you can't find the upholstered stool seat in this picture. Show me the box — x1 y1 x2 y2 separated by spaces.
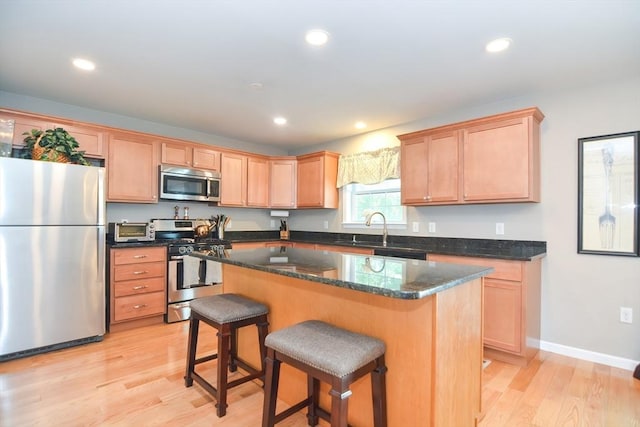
185 293 269 417
261 320 387 427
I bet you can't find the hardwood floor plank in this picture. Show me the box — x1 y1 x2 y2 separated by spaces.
1 323 638 427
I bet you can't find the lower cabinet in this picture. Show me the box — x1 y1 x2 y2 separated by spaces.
428 253 542 366
109 246 167 331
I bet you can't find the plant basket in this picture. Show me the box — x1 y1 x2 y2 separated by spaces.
31 144 71 163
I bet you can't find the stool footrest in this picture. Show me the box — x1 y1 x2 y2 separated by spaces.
274 397 312 424
194 354 218 365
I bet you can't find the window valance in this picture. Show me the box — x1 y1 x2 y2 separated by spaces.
336 146 400 188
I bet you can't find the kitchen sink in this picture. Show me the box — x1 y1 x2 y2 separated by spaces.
373 247 428 260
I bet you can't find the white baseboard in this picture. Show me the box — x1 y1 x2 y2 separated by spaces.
539 340 639 371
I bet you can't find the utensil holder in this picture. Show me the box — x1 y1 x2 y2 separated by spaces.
279 230 289 240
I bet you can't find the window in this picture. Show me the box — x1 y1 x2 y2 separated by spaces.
342 178 406 227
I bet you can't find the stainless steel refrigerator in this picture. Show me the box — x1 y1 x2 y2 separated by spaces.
0 157 106 360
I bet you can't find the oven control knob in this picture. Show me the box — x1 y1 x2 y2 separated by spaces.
178 246 187 255
185 245 194 254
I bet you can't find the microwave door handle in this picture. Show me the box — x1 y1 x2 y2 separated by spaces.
207 178 212 199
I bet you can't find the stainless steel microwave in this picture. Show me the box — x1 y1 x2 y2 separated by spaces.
108 222 156 242
159 165 221 202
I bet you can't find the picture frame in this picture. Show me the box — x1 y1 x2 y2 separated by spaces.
578 131 639 256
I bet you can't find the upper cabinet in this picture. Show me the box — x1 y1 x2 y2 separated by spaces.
400 130 460 205
296 151 339 208
0 111 106 158
220 152 269 208
398 107 544 206
107 133 159 203
161 141 220 171
56 123 106 159
462 111 542 202
269 157 297 208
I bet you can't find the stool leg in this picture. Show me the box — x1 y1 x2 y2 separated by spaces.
306 375 320 426
184 316 199 387
229 325 238 372
257 317 269 379
371 356 388 427
216 324 231 417
329 382 351 427
261 348 281 427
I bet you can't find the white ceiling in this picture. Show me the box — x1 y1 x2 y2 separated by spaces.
1 1 639 149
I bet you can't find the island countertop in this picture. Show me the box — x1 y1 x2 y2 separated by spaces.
190 246 493 300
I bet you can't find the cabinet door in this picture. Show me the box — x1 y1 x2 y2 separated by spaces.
483 279 522 353
462 117 533 202
270 158 296 208
247 155 269 207
107 135 159 203
220 152 247 206
427 131 459 203
0 114 52 147
161 141 192 167
193 146 220 171
296 152 338 208
56 124 105 159
400 137 429 204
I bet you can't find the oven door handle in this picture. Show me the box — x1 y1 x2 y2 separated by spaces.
168 259 179 293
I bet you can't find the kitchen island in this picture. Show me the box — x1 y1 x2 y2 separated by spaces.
190 246 493 426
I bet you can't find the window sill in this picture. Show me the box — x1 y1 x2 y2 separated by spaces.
342 222 407 230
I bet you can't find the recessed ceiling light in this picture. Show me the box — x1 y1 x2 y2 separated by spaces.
305 29 329 46
355 121 367 129
485 38 512 53
249 82 263 90
273 117 287 126
72 58 96 71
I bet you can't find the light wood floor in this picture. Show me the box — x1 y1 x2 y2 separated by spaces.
1 322 638 426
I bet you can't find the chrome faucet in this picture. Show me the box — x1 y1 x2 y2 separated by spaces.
365 211 388 247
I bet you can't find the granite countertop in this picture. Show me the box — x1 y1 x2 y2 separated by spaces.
226 230 547 261
190 246 493 300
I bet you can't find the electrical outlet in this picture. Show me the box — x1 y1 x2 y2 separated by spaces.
620 307 633 324
412 222 419 232
496 222 505 235
428 222 436 233
270 219 276 228
323 220 329 229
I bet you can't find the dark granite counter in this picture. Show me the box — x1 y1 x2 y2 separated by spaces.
225 230 547 261
190 246 493 300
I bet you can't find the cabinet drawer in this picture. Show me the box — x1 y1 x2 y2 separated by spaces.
113 247 166 265
428 254 522 281
114 276 165 297
113 261 165 282
113 292 165 322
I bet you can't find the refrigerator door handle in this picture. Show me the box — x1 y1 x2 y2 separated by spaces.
97 226 105 282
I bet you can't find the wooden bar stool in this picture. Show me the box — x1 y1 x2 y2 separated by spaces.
184 293 269 417
261 320 387 427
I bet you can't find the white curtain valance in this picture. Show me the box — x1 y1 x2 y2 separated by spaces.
336 146 400 188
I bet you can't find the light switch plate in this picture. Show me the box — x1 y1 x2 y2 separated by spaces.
412 222 419 232
323 220 329 229
270 219 276 228
496 223 504 235
428 222 436 233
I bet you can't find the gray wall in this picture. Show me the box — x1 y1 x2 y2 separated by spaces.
289 76 640 364
2 77 639 364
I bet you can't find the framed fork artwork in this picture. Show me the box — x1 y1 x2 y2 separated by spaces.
578 131 639 256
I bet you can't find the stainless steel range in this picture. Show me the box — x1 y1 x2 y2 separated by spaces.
151 219 231 323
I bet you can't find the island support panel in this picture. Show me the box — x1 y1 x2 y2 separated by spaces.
223 264 483 426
